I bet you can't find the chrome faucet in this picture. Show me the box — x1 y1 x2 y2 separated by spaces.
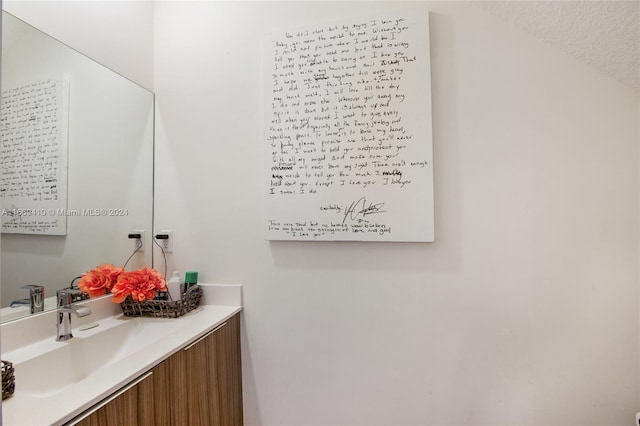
10 285 45 314
56 289 91 341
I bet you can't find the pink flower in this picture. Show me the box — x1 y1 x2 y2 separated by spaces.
78 264 125 298
111 267 167 303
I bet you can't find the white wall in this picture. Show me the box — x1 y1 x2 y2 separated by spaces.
153 2 639 425
2 1 638 424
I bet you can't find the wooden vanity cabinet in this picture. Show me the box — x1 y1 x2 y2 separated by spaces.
71 313 242 426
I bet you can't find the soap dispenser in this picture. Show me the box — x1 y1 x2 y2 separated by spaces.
167 271 182 301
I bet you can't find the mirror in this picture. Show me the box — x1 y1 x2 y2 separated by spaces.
0 11 154 322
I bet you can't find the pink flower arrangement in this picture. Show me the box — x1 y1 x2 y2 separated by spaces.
79 264 166 303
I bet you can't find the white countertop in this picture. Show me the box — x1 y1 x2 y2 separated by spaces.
1 284 242 426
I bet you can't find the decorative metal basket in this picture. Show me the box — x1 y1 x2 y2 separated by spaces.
120 285 202 318
2 360 15 400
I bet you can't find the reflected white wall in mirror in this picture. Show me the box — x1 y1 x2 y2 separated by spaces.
0 11 155 321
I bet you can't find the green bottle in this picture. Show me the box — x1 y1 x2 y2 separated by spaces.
184 271 198 292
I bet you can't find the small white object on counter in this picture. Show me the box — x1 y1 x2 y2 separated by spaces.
1 283 242 426
167 271 183 301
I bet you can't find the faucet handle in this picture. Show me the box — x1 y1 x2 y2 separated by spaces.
21 285 45 314
56 288 90 307
56 290 74 308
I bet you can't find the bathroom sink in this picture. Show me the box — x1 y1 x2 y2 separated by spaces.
0 285 242 426
8 315 185 398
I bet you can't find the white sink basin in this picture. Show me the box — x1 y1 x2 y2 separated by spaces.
8 315 185 398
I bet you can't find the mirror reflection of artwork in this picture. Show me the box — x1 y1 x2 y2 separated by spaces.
1 74 69 235
0 11 154 318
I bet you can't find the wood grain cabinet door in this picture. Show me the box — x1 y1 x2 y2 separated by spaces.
218 313 243 426
152 346 188 425
184 313 243 426
72 372 154 426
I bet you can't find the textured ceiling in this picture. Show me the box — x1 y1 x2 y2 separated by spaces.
474 1 640 91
